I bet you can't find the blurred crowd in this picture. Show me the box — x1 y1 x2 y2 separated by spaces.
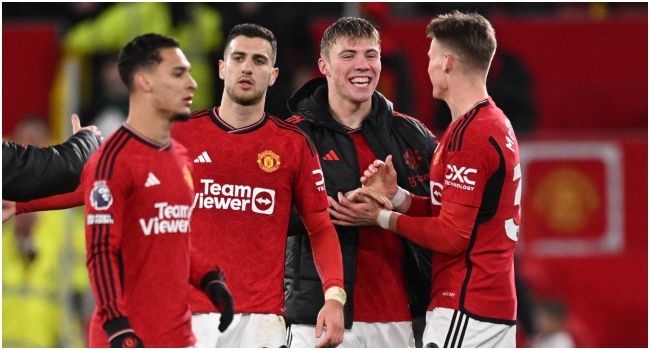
4 2 646 137
2 2 646 347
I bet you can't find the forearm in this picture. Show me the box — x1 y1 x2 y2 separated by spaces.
3 131 99 202
302 210 344 292
16 185 84 214
52 130 101 180
388 186 437 217
189 246 219 290
381 201 478 256
87 239 127 321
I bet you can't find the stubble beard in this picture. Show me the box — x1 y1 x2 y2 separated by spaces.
226 85 265 107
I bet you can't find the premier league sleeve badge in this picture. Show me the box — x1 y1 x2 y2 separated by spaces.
90 180 114 210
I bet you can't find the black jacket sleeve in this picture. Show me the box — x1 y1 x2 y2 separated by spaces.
2 130 101 201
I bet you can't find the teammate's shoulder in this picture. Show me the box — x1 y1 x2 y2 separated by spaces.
170 138 189 152
190 108 213 120
172 108 213 138
85 127 133 178
267 114 317 155
392 111 419 123
285 115 306 125
391 111 426 129
267 114 309 137
391 111 436 139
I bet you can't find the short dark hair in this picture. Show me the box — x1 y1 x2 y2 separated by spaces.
118 33 180 91
426 11 496 73
320 17 381 60
223 23 277 65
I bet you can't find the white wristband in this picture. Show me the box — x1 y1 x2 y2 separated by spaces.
377 209 394 230
325 286 347 306
390 187 409 208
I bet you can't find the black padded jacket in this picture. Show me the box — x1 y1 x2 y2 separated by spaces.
3 129 102 201
284 78 437 329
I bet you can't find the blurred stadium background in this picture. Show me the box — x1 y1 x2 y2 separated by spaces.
2 2 647 348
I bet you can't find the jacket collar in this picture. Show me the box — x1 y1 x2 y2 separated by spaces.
287 77 394 138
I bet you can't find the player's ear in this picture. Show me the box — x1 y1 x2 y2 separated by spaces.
268 67 279 87
135 72 152 92
318 57 330 76
443 53 453 74
218 60 225 80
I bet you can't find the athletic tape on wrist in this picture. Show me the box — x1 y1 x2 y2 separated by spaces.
377 209 393 230
324 286 347 306
390 187 409 208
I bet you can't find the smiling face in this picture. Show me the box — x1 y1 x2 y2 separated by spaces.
319 36 381 106
219 35 278 107
147 47 197 121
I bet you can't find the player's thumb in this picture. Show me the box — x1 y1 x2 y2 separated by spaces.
386 155 395 173
71 114 82 134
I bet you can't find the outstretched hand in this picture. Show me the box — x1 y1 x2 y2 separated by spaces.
360 155 398 198
71 114 102 140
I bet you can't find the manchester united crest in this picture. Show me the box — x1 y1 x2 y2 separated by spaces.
433 148 442 166
257 150 281 173
403 148 422 170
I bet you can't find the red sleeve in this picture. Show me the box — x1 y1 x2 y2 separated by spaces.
292 136 344 292
396 201 478 256
404 193 437 217
189 245 218 290
84 167 130 322
301 209 344 292
16 185 84 214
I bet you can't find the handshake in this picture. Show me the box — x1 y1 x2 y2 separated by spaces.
328 155 407 230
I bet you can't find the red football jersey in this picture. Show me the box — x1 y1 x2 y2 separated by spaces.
83 125 211 347
171 108 341 315
427 97 520 322
348 131 411 322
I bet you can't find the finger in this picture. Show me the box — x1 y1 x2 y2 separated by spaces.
328 206 356 222
90 125 102 136
345 189 364 202
315 335 332 348
327 196 338 207
328 205 361 226
353 187 392 209
331 218 356 227
315 314 324 339
386 155 396 174
71 114 82 134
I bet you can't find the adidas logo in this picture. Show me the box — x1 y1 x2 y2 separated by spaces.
194 151 212 163
322 150 340 161
145 172 160 187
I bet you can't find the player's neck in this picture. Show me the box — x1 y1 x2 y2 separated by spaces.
327 94 372 129
447 79 489 123
125 104 173 146
218 98 266 129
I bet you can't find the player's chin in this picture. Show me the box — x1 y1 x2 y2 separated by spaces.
173 112 192 122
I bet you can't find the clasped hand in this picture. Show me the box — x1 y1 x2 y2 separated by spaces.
328 155 398 227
